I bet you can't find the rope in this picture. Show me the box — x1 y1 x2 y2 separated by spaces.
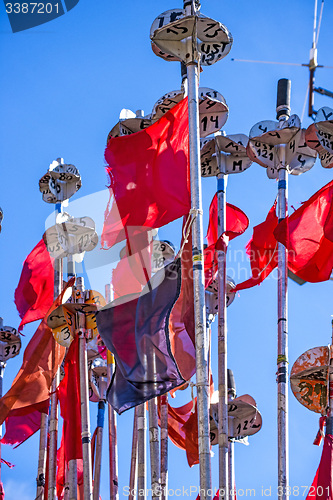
177 209 202 258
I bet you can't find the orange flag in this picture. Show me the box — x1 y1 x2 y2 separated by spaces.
0 279 74 425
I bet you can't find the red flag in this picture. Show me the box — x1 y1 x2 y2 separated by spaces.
0 280 73 426
234 202 278 291
307 433 333 499
1 400 48 447
101 98 190 248
58 335 82 463
15 239 54 332
274 180 333 283
206 193 249 248
204 194 249 287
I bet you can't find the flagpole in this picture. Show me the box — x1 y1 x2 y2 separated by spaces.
48 201 63 500
184 2 212 498
227 370 236 497
160 394 168 500
148 397 160 499
129 407 138 500
76 276 93 500
105 284 119 500
329 319 333 434
216 140 229 499
276 78 290 500
137 403 147 498
93 371 107 500
0 318 4 490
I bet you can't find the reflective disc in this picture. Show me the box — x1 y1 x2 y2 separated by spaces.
209 393 262 445
201 134 252 177
290 346 330 414
205 275 236 317
249 115 301 145
55 213 98 255
0 326 21 362
107 116 151 141
152 240 176 273
39 158 81 204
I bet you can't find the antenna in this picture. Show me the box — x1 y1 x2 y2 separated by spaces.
232 0 332 119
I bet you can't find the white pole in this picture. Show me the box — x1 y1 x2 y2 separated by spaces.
216 142 228 499
184 2 212 498
77 277 93 500
137 403 147 498
48 202 63 500
276 78 290 500
129 407 139 500
160 394 168 500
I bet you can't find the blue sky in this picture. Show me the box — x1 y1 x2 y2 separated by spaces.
1 0 333 498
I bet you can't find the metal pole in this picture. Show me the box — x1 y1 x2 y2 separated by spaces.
276 78 290 500
77 276 93 500
160 394 168 500
328 320 333 436
68 459 77 500
93 398 106 500
148 398 160 499
184 2 212 498
105 285 119 500
137 403 147 499
129 407 139 500
216 141 228 499
36 412 49 499
48 202 63 500
227 370 236 498
0 318 5 489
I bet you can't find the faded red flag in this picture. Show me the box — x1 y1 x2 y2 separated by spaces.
234 202 278 291
0 280 73 427
307 433 333 499
1 400 49 447
274 180 333 283
15 239 54 332
101 98 190 249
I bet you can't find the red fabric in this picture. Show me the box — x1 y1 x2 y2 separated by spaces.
0 280 73 426
234 202 278 291
1 399 49 447
274 180 333 283
101 98 190 248
14 239 54 332
205 194 249 287
0 482 4 500
206 194 249 248
58 335 82 462
169 224 196 384
307 434 333 499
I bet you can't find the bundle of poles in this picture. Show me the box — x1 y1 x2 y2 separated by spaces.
3 1 333 500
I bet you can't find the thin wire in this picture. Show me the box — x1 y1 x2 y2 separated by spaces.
315 0 324 47
301 81 310 122
231 58 304 67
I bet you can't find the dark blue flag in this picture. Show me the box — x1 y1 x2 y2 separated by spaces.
96 259 185 414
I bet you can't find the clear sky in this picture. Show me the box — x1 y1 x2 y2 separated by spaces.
1 0 333 498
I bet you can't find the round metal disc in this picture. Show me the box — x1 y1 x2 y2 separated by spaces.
247 139 277 170
152 240 176 273
290 345 330 414
201 134 251 177
107 116 152 141
209 393 262 445
0 326 21 362
55 213 98 256
150 12 232 65
39 158 81 204
91 356 107 379
249 115 301 145
205 275 236 317
151 90 184 122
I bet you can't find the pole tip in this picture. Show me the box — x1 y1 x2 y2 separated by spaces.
276 79 291 120
227 369 236 397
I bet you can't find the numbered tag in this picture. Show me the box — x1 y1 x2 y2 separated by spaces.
0 326 21 362
290 345 330 414
151 90 184 122
287 129 317 175
210 393 262 445
247 140 277 171
48 290 106 346
205 275 236 318
107 116 151 142
249 115 301 146
55 213 98 256
152 240 176 273
39 158 81 203
198 88 228 137
150 11 232 65
201 134 252 177
306 107 333 167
